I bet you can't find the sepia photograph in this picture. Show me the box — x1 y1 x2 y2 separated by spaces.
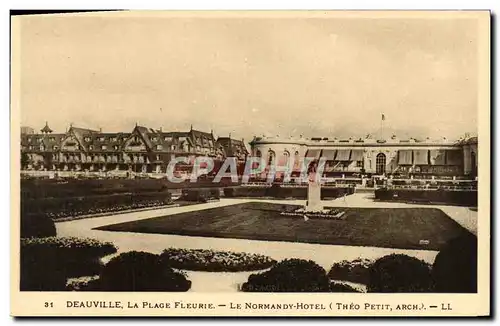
10 10 490 317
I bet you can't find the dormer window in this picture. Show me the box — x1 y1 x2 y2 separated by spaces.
84 137 91 142
164 136 172 141
89 145 94 150
98 137 105 141
110 137 117 142
152 137 158 141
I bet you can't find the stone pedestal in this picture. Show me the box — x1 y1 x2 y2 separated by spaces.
306 180 323 212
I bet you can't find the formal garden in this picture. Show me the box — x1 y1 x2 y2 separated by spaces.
20 212 477 293
95 202 471 251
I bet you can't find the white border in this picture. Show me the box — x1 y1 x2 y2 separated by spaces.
3 1 498 325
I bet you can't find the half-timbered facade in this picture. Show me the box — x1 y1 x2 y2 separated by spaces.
20 123 248 173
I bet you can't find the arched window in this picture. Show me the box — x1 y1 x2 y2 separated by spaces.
268 150 275 166
293 151 300 169
281 150 290 166
376 153 386 175
256 150 262 158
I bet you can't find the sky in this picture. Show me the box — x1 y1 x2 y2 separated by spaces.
16 12 479 141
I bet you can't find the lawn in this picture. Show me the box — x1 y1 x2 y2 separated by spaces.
95 202 471 251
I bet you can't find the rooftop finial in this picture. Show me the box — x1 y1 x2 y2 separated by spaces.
41 121 53 134
190 124 193 131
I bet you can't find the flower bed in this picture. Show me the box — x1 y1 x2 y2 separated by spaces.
281 208 346 220
22 192 174 221
66 275 101 291
160 248 276 272
21 236 117 256
329 281 362 293
47 200 176 221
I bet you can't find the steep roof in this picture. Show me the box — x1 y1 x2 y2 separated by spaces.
40 122 53 134
216 137 248 158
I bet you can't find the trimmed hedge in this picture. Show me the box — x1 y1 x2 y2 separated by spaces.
21 178 230 200
160 248 276 272
181 188 220 202
432 233 477 293
374 188 477 206
367 254 433 293
20 213 56 238
20 237 117 291
99 251 191 292
327 258 372 285
222 185 354 199
241 259 330 292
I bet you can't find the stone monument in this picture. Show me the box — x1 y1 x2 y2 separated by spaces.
305 161 324 212
306 179 323 212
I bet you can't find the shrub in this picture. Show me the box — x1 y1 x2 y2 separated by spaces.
328 258 373 285
181 188 220 202
432 233 477 293
20 213 56 238
367 254 433 293
329 281 362 293
99 251 191 292
241 259 330 292
160 248 276 272
20 237 117 291
20 251 67 291
223 188 235 197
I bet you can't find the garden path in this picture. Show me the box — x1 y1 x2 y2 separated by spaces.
56 194 477 292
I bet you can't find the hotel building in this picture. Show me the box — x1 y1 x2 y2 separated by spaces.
249 134 478 180
20 122 249 174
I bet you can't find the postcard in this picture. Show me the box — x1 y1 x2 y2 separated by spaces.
10 10 490 317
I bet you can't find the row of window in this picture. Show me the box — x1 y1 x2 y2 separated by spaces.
26 144 216 152
27 137 56 143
